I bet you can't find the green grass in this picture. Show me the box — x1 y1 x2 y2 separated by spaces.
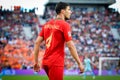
2 75 120 80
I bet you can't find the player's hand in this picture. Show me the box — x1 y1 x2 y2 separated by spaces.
78 64 84 73
33 63 40 72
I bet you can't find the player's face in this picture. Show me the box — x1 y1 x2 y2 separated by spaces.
64 6 72 20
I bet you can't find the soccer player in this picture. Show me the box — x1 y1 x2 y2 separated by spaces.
83 54 95 79
33 2 84 80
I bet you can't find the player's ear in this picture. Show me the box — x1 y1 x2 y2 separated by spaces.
61 9 65 14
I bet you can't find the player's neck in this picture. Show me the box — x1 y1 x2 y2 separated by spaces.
56 14 65 20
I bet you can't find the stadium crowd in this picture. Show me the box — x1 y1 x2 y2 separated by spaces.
0 6 120 72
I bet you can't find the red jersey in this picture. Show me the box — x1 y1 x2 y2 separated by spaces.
39 19 72 66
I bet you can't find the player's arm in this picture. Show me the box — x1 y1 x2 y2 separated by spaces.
90 60 96 67
33 36 43 72
66 40 84 73
34 36 43 64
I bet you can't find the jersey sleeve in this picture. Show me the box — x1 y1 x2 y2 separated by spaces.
39 26 44 37
63 23 72 42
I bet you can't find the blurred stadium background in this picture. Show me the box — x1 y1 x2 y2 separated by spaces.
0 0 120 80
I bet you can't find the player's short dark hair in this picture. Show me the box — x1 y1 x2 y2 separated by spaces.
55 2 69 14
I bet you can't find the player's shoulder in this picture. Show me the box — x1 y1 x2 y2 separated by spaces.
61 21 71 30
45 19 54 25
85 58 90 61
62 20 70 26
55 19 69 25
43 19 70 29
42 19 53 27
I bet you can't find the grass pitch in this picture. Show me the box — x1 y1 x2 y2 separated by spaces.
2 75 120 80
